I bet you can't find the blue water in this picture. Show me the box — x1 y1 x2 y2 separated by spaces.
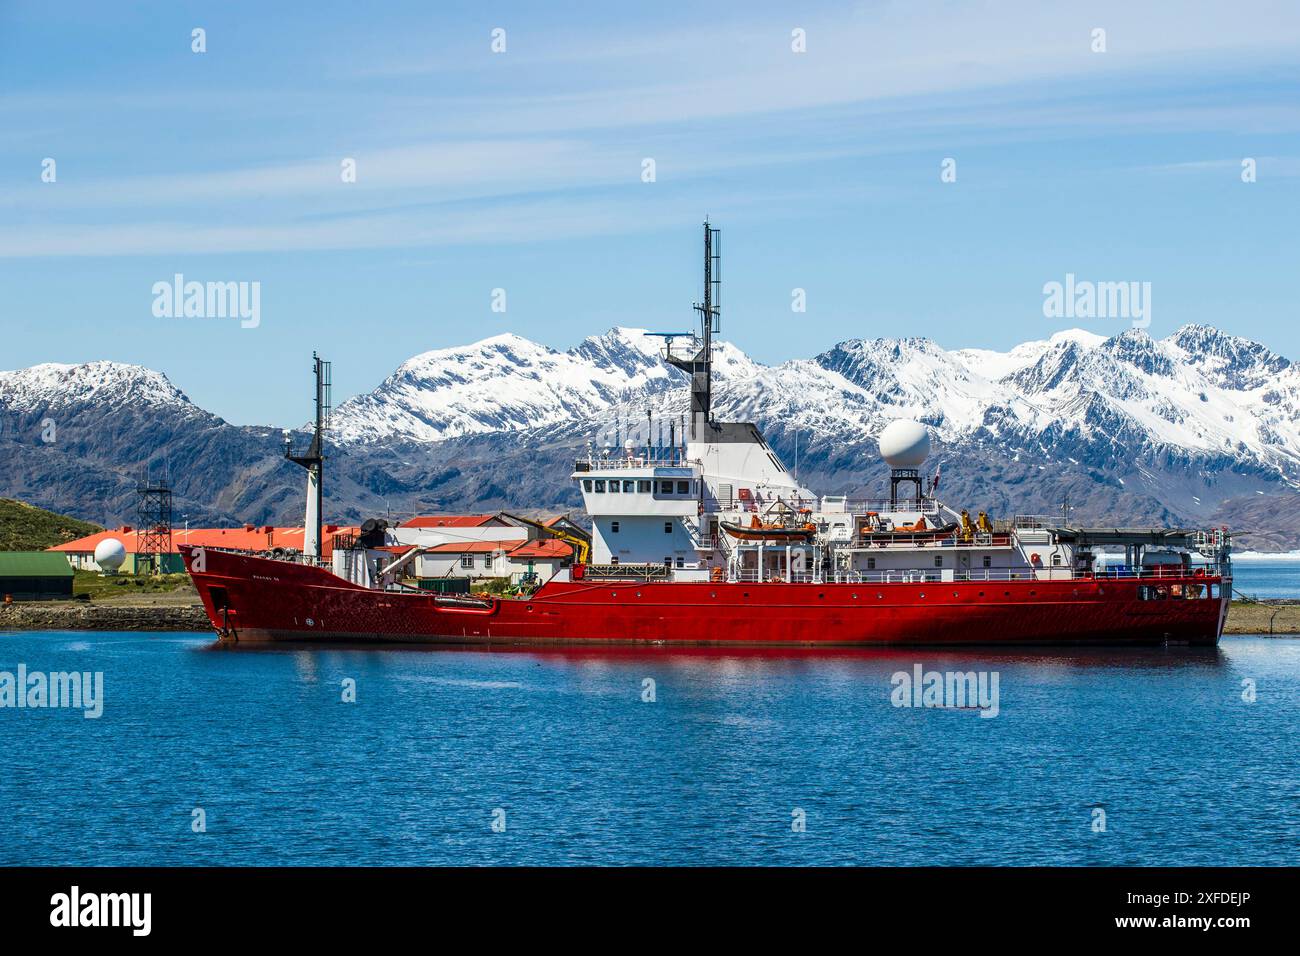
1 631 1297 866
1230 561 1300 599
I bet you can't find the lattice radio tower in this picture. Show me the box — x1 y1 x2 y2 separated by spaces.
136 466 174 575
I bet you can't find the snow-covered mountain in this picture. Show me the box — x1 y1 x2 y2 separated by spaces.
330 324 1300 485
4 323 1300 548
330 328 758 443
0 361 196 414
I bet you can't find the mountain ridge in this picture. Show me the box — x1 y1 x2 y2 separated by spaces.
3 322 1300 549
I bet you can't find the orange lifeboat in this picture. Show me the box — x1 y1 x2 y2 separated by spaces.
721 513 816 542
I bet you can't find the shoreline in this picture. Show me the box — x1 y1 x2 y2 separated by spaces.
0 599 1295 636
0 601 211 632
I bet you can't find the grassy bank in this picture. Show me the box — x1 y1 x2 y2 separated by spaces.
0 498 101 551
73 570 193 602
1224 601 1300 635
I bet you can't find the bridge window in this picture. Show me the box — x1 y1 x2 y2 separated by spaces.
659 480 674 494
609 480 620 493
623 480 636 493
593 480 605 493
676 480 690 495
638 480 651 493
934 555 943 567
583 479 593 492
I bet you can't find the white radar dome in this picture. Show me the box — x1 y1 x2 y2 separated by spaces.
878 420 931 468
94 538 127 573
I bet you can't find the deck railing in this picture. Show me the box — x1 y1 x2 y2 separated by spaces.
846 532 1014 550
725 564 1227 585
576 455 699 471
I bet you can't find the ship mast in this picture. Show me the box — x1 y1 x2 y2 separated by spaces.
666 220 720 442
285 352 331 562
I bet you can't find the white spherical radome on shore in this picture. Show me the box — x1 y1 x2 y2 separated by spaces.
94 537 127 572
877 420 931 468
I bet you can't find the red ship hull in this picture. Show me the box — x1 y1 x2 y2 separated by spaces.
180 546 1229 647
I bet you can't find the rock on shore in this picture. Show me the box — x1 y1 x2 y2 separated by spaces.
0 601 211 632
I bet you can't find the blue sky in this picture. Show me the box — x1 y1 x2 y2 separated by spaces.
1 0 1297 426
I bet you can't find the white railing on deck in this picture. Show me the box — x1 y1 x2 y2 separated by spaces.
579 454 699 470
724 565 1226 585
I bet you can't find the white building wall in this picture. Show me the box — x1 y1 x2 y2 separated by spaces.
502 556 565 580
415 550 507 578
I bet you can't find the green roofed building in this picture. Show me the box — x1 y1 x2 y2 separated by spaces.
0 552 75 601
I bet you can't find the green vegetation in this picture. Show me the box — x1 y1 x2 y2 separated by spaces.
72 571 191 601
0 498 102 551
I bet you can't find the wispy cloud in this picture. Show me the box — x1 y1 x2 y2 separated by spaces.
2 0 1298 259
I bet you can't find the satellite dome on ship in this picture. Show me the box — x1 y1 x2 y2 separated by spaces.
877 419 931 468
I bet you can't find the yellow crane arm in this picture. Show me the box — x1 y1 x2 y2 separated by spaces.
501 513 591 564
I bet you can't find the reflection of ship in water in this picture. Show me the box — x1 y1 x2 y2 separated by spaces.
183 223 1233 648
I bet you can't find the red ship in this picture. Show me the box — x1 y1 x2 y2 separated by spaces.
183 224 1232 647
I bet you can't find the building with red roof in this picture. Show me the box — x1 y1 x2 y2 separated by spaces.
409 535 574 582
398 514 508 529
50 524 359 573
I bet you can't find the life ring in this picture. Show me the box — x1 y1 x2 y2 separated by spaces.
710 567 724 582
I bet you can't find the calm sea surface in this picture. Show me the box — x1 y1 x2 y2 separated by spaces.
1 629 1297 866
1230 560 1300 599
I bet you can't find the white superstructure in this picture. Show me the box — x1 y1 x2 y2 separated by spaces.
568 222 1231 588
